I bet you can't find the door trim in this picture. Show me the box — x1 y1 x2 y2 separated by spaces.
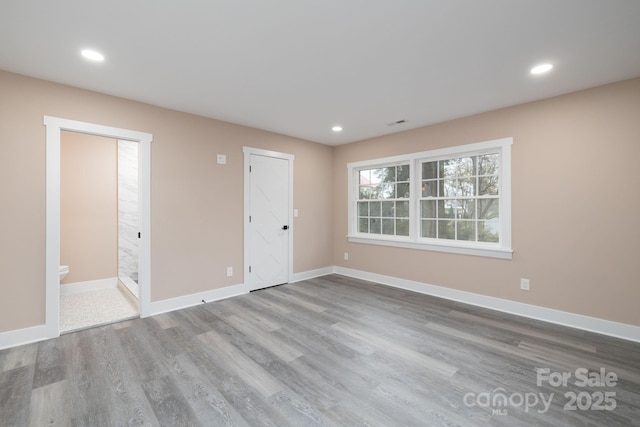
243 146 294 292
44 116 152 339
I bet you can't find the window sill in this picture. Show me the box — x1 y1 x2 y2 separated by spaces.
347 235 513 260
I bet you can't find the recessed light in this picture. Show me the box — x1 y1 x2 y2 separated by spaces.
530 63 553 75
332 126 343 132
81 49 105 62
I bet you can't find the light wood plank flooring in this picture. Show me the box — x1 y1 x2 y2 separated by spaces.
1 274 639 426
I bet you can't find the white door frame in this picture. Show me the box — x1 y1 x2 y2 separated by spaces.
44 116 153 339
243 146 294 291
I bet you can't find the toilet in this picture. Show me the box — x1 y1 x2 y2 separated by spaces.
59 265 69 281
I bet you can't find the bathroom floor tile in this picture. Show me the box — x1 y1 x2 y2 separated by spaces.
60 286 139 333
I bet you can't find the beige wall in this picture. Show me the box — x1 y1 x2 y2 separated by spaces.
333 78 640 327
0 70 334 332
60 132 118 284
1 67 638 334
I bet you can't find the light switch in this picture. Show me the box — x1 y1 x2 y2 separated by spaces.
294 209 299 217
217 154 227 164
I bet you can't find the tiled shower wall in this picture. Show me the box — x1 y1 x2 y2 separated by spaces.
118 140 138 282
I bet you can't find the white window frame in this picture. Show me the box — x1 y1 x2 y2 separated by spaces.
347 137 513 259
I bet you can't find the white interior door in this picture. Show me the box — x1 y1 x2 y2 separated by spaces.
247 152 291 291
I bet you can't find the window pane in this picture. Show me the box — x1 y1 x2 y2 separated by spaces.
381 167 396 182
359 170 371 185
441 178 456 197
456 200 474 220
359 186 372 199
442 157 474 178
449 199 466 218
440 159 456 178
478 220 499 242
396 182 410 198
371 169 383 184
422 161 437 179
381 201 394 217
438 220 455 239
459 178 476 197
396 200 409 217
396 219 409 236
358 218 369 233
479 154 499 176
358 202 369 216
397 164 410 181
479 176 499 196
438 200 455 218
380 183 395 199
370 218 381 234
422 180 437 197
382 218 395 235
478 199 499 219
457 157 474 176
370 201 381 216
421 200 436 218
457 220 476 241
421 220 436 238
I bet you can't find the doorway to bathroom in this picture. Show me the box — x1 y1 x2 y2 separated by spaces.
59 133 139 332
44 116 152 339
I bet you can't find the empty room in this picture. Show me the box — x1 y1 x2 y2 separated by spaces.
1 1 639 426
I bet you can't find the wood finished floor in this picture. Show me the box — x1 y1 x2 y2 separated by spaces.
1 274 639 426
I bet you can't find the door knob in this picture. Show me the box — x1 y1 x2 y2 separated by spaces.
282 225 289 230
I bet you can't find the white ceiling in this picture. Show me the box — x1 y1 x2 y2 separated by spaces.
1 1 639 145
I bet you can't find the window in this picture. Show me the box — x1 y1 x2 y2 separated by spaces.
419 153 499 243
357 164 410 237
348 138 512 259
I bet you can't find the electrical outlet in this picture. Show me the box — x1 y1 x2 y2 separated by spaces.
217 154 227 165
344 252 349 260
227 267 233 277
520 278 530 291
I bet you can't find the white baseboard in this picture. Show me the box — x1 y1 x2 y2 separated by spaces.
4 266 638 351
291 267 335 283
0 281 248 350
147 283 247 317
0 324 50 351
333 266 640 343
149 267 336 316
60 277 118 296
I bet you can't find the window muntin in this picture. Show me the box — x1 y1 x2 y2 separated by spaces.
357 164 410 237
419 153 500 243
